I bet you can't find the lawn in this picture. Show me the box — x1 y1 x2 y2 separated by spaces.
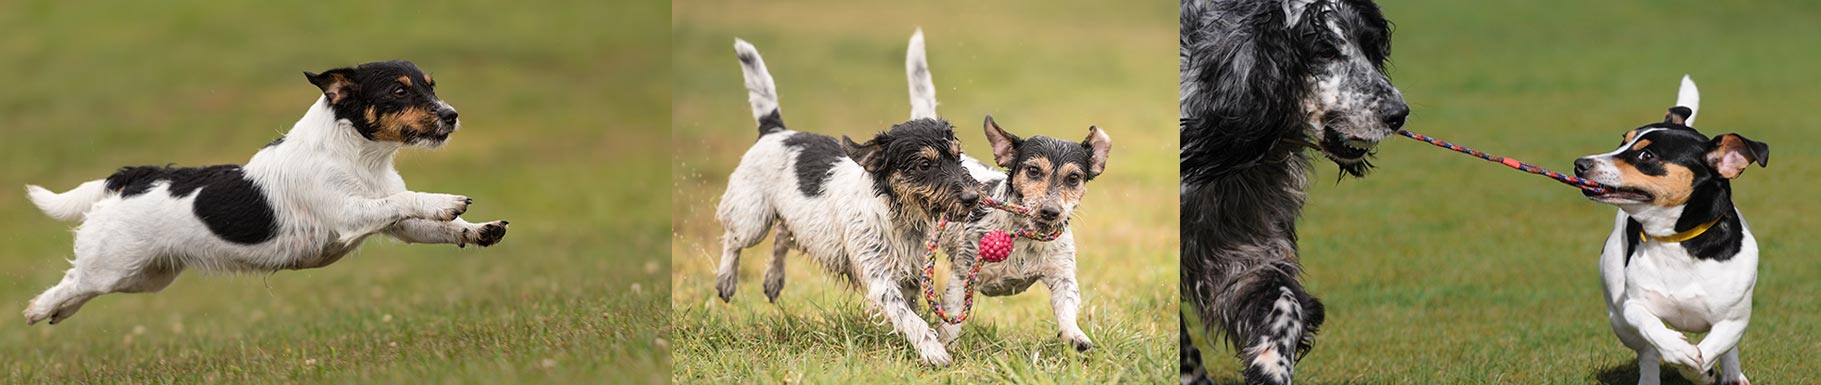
669 0 1178 383
1188 1 1821 383
0 1 670 384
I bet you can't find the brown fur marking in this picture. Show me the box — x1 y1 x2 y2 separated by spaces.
397 75 412 87
1615 159 1694 207
375 107 433 143
1631 139 1652 151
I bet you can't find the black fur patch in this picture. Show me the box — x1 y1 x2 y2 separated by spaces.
105 165 277 245
757 110 786 137
1620 127 1748 263
782 132 845 197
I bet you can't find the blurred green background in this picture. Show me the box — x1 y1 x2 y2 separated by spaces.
0 1 669 384
1189 1 1821 384
669 0 1177 382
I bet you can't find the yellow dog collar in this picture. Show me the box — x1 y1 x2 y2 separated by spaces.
1640 217 1722 243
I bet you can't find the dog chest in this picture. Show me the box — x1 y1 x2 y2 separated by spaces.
1623 241 1757 332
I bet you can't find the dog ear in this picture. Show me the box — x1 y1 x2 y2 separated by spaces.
843 135 887 173
983 115 1022 168
305 69 358 105
1081 125 1112 179
1706 133 1769 179
1664 106 1694 126
1283 0 1319 27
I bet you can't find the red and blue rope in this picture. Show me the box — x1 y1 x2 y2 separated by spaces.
1397 130 1609 194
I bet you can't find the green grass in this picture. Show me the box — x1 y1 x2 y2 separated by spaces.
1187 1 1821 383
669 0 1177 382
0 1 670 384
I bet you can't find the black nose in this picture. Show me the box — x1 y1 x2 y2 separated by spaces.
1574 158 1595 175
438 108 459 124
1038 207 1060 221
959 191 979 206
1381 103 1410 130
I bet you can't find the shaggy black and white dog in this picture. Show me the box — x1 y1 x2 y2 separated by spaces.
1179 0 1407 384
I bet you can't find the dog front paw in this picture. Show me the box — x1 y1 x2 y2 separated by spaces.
917 344 953 367
460 220 509 248
1662 345 1705 380
22 299 46 326
1060 329 1094 352
416 193 471 221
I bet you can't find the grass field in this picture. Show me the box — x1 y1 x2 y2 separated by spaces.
669 0 1177 382
1188 1 1821 383
0 1 670 384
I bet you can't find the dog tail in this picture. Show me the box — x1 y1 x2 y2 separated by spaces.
1676 74 1700 127
906 28 939 121
734 38 786 137
26 180 109 222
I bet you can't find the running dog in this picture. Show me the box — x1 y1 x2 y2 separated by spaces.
1574 76 1766 385
712 39 982 366
895 30 1114 353
23 60 508 325
1179 0 1408 383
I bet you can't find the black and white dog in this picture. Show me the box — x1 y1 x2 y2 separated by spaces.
712 39 982 366
897 30 1113 353
23 60 508 325
1179 0 1406 383
1574 76 1766 385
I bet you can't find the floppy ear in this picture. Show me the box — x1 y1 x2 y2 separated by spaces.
1081 125 1112 178
843 135 887 173
983 115 1022 168
1283 0 1319 27
305 69 357 104
1705 133 1769 179
1664 106 1694 126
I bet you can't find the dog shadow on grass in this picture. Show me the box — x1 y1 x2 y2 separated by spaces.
1594 362 1701 385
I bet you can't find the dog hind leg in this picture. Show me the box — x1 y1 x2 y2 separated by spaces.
762 226 792 303
714 194 773 302
1717 348 1746 385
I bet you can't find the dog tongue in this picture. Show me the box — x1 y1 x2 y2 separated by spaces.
979 230 1013 263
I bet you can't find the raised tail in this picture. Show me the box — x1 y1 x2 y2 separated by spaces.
906 28 939 121
26 180 109 222
1676 74 1700 127
734 38 786 136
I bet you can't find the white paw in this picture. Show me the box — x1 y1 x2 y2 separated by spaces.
418 193 470 221
936 323 962 345
1060 329 1094 352
917 344 953 367
22 299 48 325
459 220 509 248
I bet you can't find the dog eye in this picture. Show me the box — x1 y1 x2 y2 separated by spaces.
918 160 933 171
1025 166 1042 178
1066 174 1081 186
1637 150 1655 161
392 87 407 97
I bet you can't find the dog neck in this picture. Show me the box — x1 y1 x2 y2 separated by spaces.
267 96 401 171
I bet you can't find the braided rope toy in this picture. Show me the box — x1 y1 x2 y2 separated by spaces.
921 196 1064 325
1397 130 1609 193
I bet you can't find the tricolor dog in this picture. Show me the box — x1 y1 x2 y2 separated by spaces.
712 39 983 366
23 60 508 325
1573 76 1767 385
896 30 1113 353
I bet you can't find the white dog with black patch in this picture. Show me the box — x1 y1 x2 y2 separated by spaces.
1574 76 1767 385
23 60 509 325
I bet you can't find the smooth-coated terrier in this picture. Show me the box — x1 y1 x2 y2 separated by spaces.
24 60 508 325
1574 76 1767 385
713 39 982 366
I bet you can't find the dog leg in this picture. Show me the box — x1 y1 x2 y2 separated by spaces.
935 246 975 345
384 218 510 248
1043 263 1093 352
714 216 772 303
1181 318 1217 385
1224 266 1324 385
1637 349 1663 385
762 227 792 303
1717 347 1747 385
339 192 471 238
866 280 950 366
1691 319 1748 384
1621 301 1704 377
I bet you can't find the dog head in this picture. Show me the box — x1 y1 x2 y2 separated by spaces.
1287 0 1408 175
843 118 982 218
982 116 1110 235
306 60 460 148
1574 107 1769 212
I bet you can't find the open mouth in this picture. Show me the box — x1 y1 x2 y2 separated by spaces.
1582 186 1652 203
1318 136 1376 163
